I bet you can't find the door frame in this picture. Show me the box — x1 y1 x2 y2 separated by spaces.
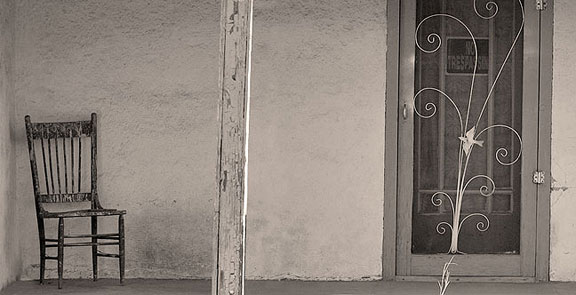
382 0 553 282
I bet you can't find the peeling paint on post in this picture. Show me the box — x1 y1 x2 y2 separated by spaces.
213 0 253 295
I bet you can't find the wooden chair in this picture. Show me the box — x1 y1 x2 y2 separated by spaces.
25 113 126 289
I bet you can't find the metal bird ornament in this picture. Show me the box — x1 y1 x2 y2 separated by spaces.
458 127 484 156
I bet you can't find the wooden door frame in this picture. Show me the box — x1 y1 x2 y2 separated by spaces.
382 0 553 282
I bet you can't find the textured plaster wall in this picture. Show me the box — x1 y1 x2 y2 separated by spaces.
246 0 387 280
14 0 389 281
0 0 19 290
14 0 576 283
550 0 576 282
14 0 221 280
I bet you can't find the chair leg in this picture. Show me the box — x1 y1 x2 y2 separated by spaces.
119 215 125 285
57 218 64 289
91 216 98 281
39 243 45 285
37 218 46 285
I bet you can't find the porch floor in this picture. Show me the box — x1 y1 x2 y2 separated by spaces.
1 279 575 295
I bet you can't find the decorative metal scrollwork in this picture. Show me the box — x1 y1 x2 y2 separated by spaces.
414 0 525 255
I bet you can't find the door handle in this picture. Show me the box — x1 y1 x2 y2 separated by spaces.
402 103 408 120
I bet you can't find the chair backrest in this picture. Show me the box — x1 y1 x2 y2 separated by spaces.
25 113 100 213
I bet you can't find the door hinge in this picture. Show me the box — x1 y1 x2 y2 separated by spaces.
536 0 547 11
533 170 545 185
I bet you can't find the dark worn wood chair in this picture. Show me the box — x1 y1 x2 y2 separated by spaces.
25 113 126 289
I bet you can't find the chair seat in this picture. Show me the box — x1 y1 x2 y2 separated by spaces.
42 209 126 218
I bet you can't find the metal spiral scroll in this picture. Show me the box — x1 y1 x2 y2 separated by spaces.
414 0 524 254
474 0 499 20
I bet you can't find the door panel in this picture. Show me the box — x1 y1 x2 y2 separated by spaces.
397 0 539 277
412 0 523 255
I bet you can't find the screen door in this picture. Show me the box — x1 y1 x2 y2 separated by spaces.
396 0 541 277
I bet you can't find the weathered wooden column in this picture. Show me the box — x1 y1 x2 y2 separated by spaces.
213 0 253 295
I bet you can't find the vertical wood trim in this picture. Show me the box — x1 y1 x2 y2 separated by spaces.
486 16 495 214
520 3 540 277
396 0 417 277
383 0 400 281
438 1 446 194
536 0 553 282
213 1 253 295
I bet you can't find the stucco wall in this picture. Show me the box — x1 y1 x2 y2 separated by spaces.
9 0 576 283
246 0 387 280
14 0 221 280
14 0 388 281
550 0 576 282
0 0 19 290
12 0 576 283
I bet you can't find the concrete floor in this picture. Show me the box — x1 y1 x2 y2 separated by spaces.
1 280 575 295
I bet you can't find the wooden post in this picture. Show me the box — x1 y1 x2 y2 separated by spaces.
213 0 253 295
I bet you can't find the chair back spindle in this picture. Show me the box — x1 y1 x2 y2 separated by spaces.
25 114 99 211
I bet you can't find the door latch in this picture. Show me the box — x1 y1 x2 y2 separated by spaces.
533 170 545 185
536 0 547 11
402 103 408 120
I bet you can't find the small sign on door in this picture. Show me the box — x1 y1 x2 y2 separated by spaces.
446 38 489 74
